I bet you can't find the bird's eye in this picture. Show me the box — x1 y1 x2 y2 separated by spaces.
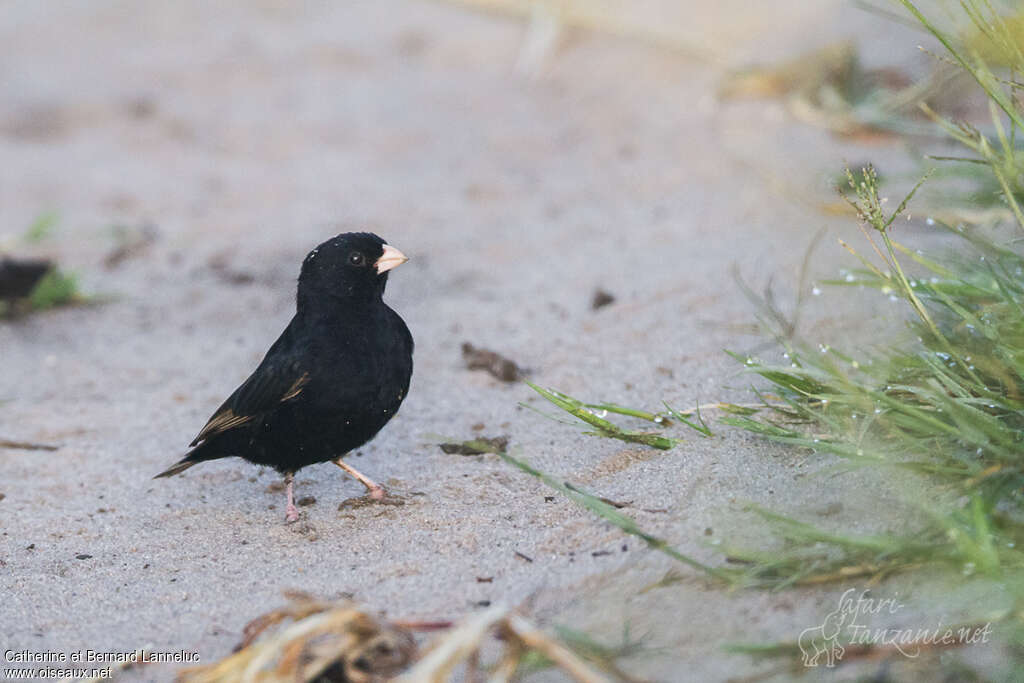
348 251 365 266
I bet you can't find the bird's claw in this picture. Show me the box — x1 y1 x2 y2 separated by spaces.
338 489 405 510
285 505 300 523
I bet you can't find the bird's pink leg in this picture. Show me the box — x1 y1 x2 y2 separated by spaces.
333 458 385 500
284 472 299 523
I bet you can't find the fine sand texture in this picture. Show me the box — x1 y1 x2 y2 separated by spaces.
0 2 1006 681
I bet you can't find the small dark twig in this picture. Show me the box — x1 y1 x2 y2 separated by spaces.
0 439 59 451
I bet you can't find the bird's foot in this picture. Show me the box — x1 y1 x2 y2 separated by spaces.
338 488 406 510
284 473 300 523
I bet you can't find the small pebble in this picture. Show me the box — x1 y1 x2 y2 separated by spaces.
591 288 616 310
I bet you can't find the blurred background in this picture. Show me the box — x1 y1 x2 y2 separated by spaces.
2 1 1014 681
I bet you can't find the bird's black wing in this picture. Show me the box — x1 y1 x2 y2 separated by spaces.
189 331 310 447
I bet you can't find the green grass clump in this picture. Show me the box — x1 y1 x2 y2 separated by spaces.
0 265 85 318
711 1 1024 672
723 160 1024 583
1 214 88 318
719 0 1024 587
27 268 83 311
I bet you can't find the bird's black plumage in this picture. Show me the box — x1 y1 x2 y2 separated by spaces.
155 233 413 518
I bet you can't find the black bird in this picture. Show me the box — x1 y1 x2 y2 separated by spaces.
155 232 413 522
0 257 52 301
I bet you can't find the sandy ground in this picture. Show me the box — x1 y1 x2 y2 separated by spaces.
0 1 1009 681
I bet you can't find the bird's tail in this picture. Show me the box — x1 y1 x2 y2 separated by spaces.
154 438 232 479
153 457 198 479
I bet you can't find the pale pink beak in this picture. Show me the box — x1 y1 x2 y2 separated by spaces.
374 244 408 274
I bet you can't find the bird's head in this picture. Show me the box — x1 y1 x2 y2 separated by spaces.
298 232 408 306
